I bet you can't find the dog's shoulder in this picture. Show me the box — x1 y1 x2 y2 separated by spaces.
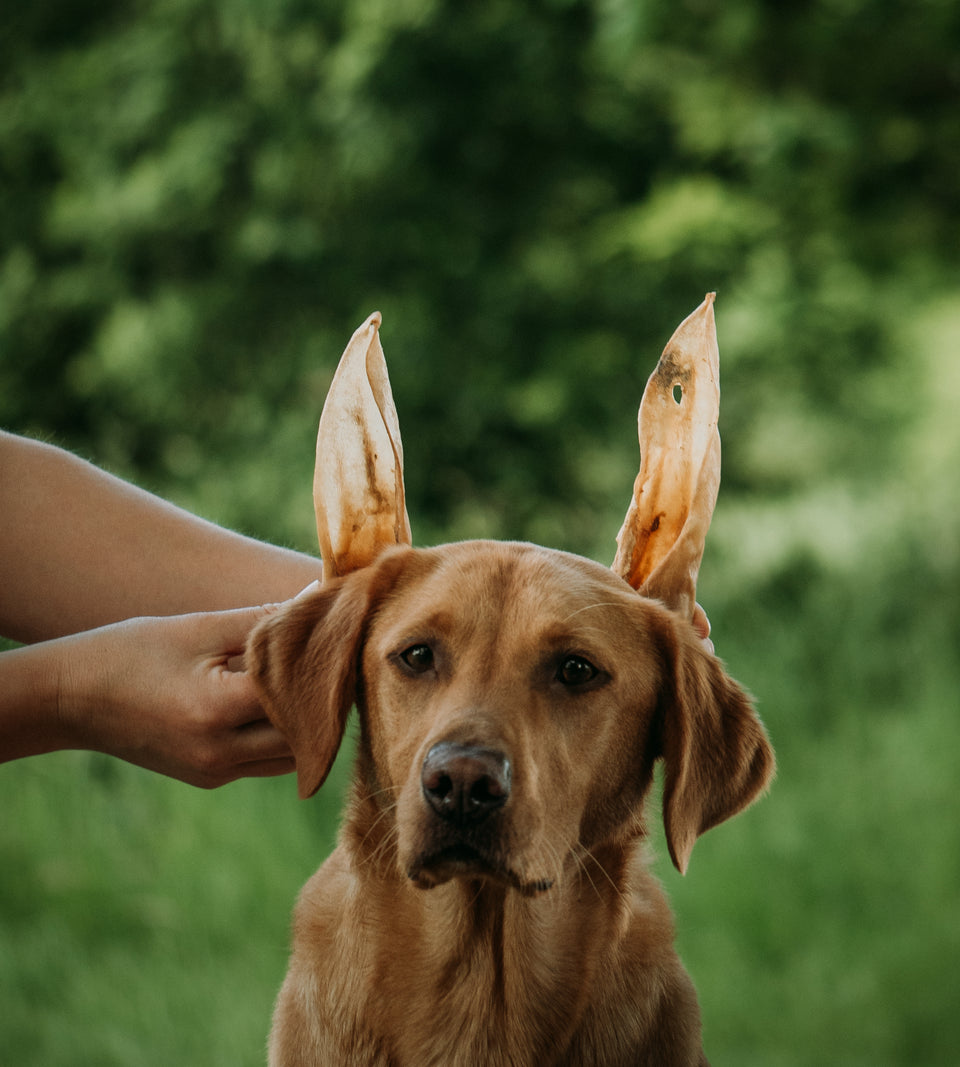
290 845 354 951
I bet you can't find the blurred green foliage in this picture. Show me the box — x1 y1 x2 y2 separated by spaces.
2 0 959 1063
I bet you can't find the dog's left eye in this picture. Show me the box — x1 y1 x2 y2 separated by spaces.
557 655 599 687
399 643 435 673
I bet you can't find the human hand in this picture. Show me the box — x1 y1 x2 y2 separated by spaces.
55 607 295 788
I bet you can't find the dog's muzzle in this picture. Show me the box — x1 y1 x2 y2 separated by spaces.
408 741 552 895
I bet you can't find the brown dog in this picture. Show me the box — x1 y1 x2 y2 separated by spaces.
250 539 774 1066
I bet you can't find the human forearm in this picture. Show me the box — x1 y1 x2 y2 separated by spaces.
0 641 73 761
0 432 321 642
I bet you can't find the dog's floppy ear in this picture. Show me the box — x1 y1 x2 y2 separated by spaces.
248 557 400 799
653 615 775 875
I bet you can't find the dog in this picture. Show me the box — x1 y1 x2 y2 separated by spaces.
249 538 774 1065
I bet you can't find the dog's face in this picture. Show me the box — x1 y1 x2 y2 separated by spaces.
249 541 773 885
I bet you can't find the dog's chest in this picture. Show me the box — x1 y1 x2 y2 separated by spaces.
299 859 653 1066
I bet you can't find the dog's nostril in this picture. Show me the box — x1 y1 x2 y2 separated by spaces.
421 742 511 825
470 775 504 805
424 772 454 802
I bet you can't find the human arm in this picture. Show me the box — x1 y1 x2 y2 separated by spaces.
0 431 321 643
0 430 319 784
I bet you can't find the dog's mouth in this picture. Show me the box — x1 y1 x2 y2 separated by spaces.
407 843 554 898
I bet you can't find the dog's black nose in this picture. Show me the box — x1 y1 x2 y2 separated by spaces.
421 742 511 825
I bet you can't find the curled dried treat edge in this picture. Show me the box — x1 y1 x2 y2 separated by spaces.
612 293 721 621
313 312 412 579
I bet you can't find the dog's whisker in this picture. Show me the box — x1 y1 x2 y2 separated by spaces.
354 794 402 871
519 837 565 898
570 845 603 902
366 827 401 873
358 804 397 847
358 783 400 805
575 842 632 908
359 816 398 863
560 601 623 623
545 839 567 893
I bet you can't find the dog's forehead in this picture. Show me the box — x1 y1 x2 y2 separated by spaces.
379 541 649 631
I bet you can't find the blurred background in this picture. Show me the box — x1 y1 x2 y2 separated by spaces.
2 0 958 1063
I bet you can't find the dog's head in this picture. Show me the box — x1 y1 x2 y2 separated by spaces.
249 541 773 885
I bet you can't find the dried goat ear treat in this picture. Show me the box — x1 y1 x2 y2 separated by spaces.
612 293 721 622
314 312 412 578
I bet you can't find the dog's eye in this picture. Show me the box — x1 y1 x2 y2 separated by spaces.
557 655 599 687
399 643 435 673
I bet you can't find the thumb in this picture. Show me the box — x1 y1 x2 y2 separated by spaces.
691 602 715 655
193 604 278 666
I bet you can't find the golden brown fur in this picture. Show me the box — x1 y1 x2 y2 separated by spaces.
249 541 774 1066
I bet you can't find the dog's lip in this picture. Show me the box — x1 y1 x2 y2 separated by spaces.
430 843 492 870
408 844 554 897
409 842 494 880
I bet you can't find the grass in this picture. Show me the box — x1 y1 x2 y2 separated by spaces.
661 561 960 1067
0 741 353 1066
2 567 958 1065
662 686 960 1066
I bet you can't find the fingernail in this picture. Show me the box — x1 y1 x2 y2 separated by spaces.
294 579 321 600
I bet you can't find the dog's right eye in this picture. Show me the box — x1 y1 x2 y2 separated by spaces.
399 643 435 673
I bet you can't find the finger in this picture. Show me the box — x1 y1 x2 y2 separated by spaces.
233 756 298 780
233 716 294 761
196 755 297 789
691 603 715 655
206 666 273 729
186 724 294 788
194 604 278 662
224 589 317 669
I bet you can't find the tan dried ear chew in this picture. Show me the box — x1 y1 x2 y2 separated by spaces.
612 293 721 621
316 299 719 608
314 311 412 578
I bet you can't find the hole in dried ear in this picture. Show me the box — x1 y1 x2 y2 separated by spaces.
673 383 683 404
